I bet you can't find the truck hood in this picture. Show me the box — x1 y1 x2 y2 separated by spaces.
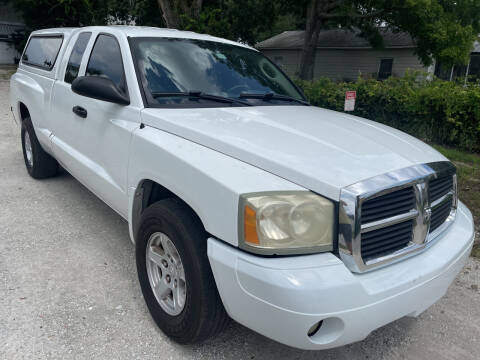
141 106 446 200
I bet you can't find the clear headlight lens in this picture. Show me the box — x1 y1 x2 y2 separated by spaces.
240 192 334 255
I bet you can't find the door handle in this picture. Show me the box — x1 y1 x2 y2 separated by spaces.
72 106 87 118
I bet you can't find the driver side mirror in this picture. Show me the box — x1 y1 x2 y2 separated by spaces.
72 76 130 105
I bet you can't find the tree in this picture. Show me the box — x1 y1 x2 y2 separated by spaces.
2 0 109 29
0 0 103 51
156 0 203 28
154 0 276 45
110 0 164 26
0 0 164 51
281 0 480 80
216 0 275 45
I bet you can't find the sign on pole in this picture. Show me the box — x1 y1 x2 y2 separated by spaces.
344 90 356 111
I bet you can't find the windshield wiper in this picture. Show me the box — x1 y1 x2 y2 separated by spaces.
239 92 310 105
151 91 252 106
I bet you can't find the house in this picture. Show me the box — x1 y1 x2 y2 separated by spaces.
256 28 431 81
257 28 480 82
0 3 25 64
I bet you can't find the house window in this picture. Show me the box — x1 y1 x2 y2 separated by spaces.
378 58 393 80
434 62 452 81
467 54 480 82
435 60 469 81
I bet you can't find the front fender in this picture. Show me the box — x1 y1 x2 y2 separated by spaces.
127 126 304 246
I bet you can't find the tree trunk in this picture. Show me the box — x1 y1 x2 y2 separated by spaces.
190 0 204 18
157 0 180 28
299 0 322 80
157 0 204 29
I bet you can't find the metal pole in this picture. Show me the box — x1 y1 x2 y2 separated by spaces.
465 56 471 86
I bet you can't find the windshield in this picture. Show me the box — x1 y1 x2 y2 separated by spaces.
130 37 305 107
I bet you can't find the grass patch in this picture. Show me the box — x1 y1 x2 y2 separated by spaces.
472 245 480 258
433 145 480 257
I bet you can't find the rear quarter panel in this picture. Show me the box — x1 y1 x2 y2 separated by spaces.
9 30 73 153
10 70 56 152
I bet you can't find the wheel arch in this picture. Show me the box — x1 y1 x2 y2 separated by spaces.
19 102 30 123
129 178 208 244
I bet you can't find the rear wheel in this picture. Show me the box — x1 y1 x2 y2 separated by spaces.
136 198 229 344
21 117 58 179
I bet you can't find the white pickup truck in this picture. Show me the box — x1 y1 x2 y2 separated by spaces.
9 26 475 350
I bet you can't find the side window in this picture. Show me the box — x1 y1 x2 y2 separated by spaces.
86 34 127 93
22 36 63 70
65 32 92 84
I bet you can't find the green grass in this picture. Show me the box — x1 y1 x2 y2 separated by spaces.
472 246 480 258
433 145 480 257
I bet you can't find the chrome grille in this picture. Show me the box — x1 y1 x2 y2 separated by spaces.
361 187 415 224
429 174 455 233
429 175 454 202
339 161 457 273
359 186 417 262
430 199 453 232
361 220 414 261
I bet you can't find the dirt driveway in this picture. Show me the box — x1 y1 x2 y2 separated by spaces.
0 69 479 359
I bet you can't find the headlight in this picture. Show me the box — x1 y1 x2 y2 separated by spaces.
239 192 334 255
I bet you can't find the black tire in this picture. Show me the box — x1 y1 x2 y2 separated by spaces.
136 198 229 344
21 117 58 179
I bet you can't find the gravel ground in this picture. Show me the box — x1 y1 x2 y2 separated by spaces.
0 70 479 359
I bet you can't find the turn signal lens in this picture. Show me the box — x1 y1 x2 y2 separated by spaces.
244 205 259 245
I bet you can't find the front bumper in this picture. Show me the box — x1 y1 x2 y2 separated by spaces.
207 201 475 350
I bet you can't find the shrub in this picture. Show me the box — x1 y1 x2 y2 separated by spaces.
296 72 480 152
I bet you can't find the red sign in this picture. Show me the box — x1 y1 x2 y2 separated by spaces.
344 90 356 111
345 91 356 100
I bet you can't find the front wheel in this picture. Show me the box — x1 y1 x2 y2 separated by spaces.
136 198 229 344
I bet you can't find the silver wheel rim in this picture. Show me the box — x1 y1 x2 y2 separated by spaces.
24 131 33 167
146 232 186 316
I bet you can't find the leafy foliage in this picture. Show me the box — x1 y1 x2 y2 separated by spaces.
3 0 109 29
1 0 275 47
0 0 163 52
181 0 276 44
1 0 163 28
114 0 164 27
297 72 480 152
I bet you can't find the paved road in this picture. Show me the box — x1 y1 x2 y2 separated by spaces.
0 72 479 359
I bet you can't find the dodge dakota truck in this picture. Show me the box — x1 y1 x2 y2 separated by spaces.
9 26 475 350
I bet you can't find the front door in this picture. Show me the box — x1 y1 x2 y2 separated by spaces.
51 32 139 217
